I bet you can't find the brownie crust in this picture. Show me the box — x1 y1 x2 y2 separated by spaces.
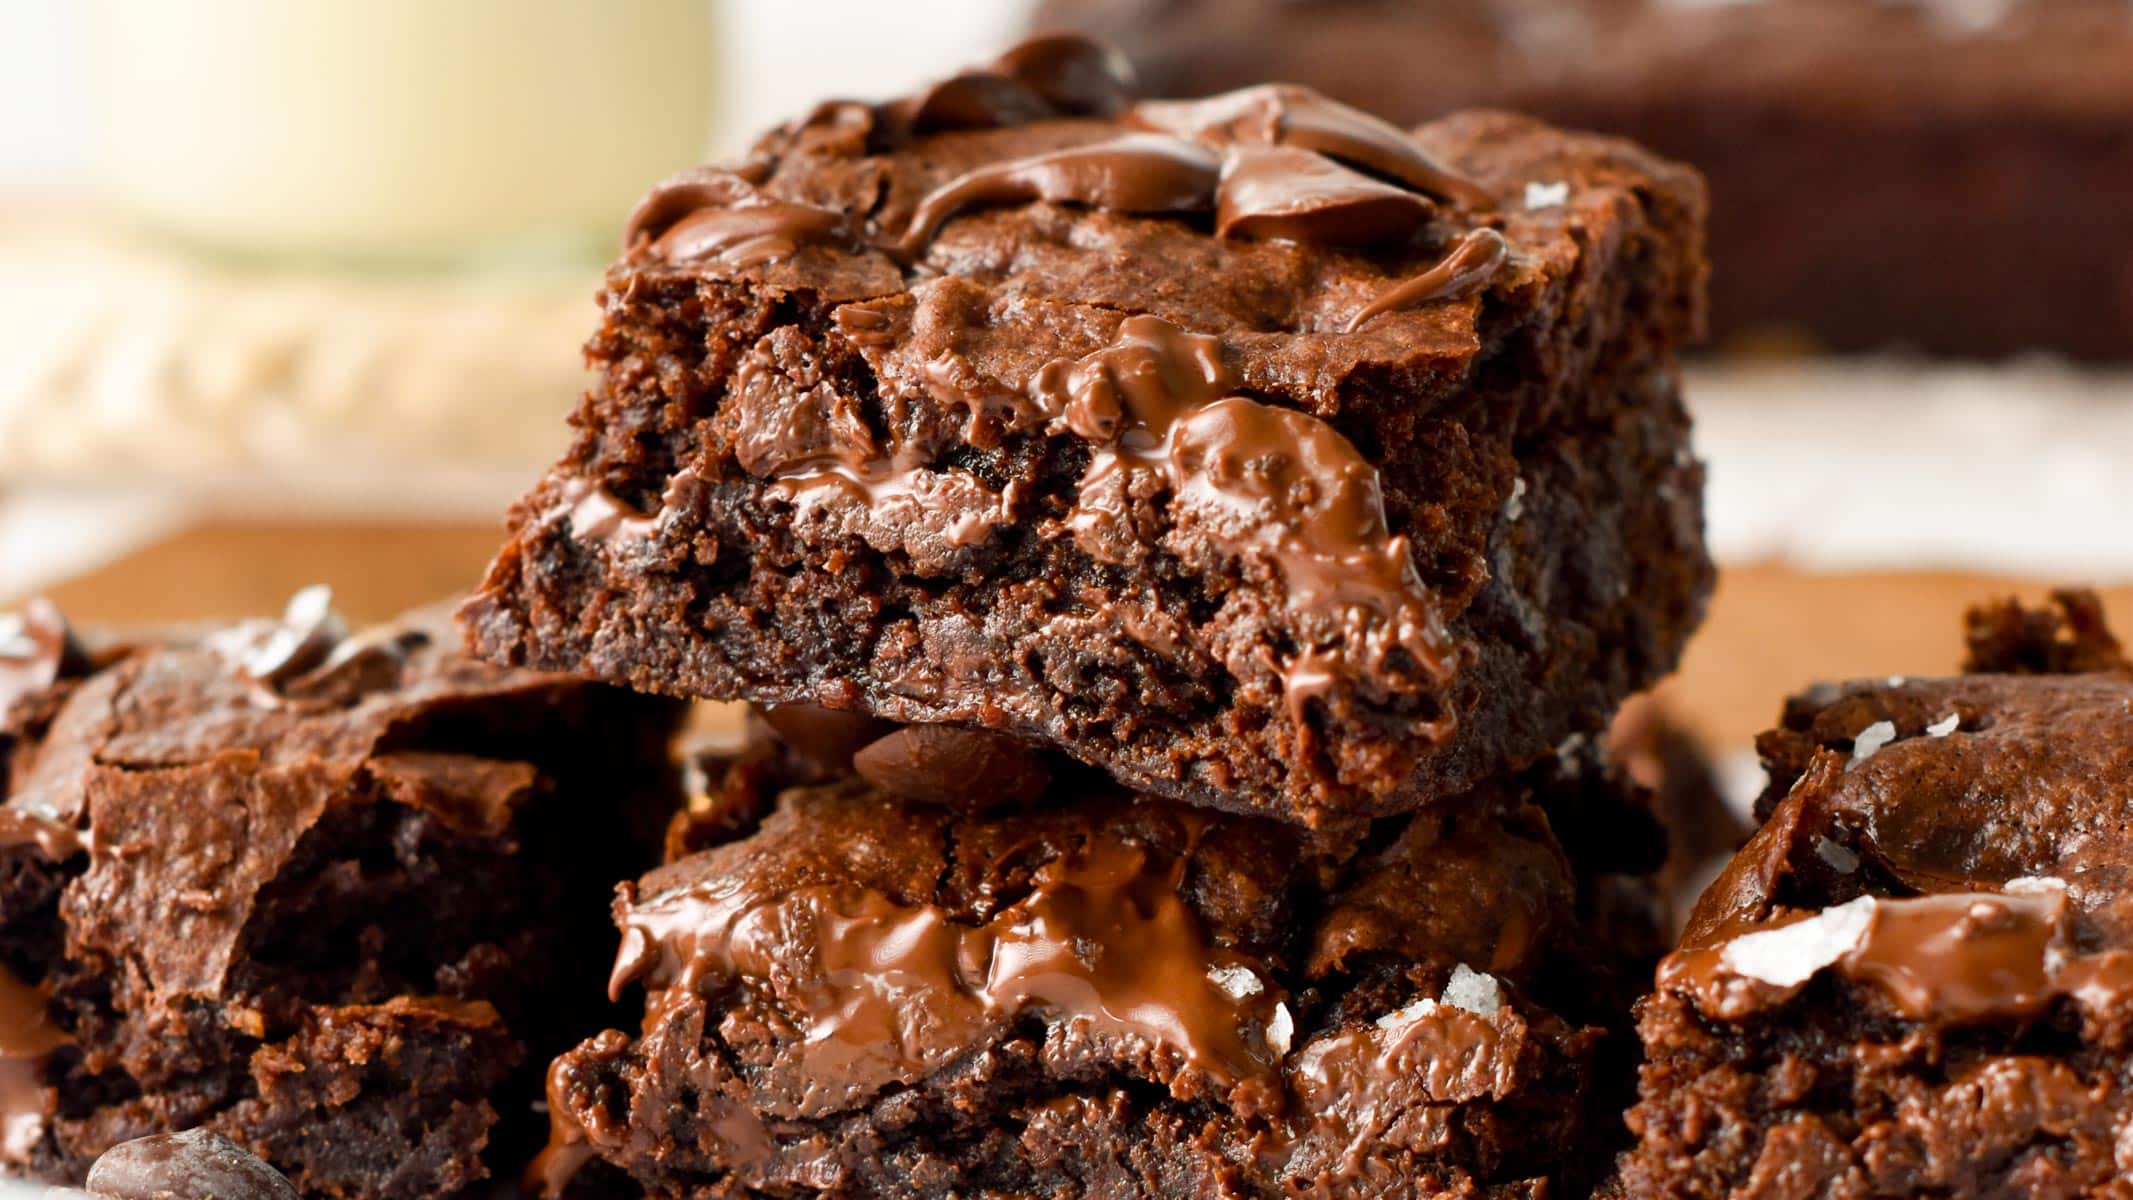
462 42 1711 827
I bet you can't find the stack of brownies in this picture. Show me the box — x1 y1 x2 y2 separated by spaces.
10 28 2133 1200
453 35 1714 1199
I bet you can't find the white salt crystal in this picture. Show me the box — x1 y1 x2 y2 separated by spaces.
1719 895 1876 987
1849 720 1898 767
1440 964 1504 1016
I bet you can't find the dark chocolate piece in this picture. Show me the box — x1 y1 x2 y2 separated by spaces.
461 35 1712 827
86 1128 298 1200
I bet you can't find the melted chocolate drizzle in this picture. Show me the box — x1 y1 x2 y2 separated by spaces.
624 167 848 268
608 830 1287 1125
1346 227 1509 332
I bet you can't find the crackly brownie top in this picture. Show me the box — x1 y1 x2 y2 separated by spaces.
1657 591 2133 1034
547 712 1625 1190
0 589 657 1013
3 587 601 846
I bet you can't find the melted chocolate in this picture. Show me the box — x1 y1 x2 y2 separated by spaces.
1345 227 1509 333
892 134 1221 259
987 34 1138 117
1660 880 2133 1025
553 477 659 545
898 34 1137 134
1216 145 1435 246
0 810 82 862
0 599 84 719
1036 316 1454 693
623 167 847 268
609 831 1286 1125
1131 83 1494 210
0 969 63 1162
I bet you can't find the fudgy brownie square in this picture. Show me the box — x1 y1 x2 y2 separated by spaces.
1039 0 2133 359
0 591 681 1199
462 36 1712 827
1612 592 2133 1196
537 710 1683 1200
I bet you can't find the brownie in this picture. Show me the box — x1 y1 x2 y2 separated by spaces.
0 590 682 1199
1612 591 2133 1196
462 35 1712 828
537 711 1677 1199
1037 0 2133 359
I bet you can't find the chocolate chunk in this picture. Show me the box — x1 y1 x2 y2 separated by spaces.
624 167 847 267
759 704 896 774
1214 145 1435 245
86 1129 298 1200
1131 83 1493 208
893 134 1220 257
851 725 1052 808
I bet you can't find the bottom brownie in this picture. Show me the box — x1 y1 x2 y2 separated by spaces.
0 593 680 1198
541 709 1682 1199
1612 592 2133 1197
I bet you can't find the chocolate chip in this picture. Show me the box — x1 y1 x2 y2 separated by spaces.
852 725 1052 808
759 704 895 773
86 1128 299 1200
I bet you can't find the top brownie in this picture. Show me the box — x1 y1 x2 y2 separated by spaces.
463 36 1711 826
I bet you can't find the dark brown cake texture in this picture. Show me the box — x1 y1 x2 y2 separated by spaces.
461 34 1712 828
1037 0 2133 359
537 705 1684 1200
0 589 681 1199
1612 591 2133 1197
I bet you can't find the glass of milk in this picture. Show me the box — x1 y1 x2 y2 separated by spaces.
83 0 716 267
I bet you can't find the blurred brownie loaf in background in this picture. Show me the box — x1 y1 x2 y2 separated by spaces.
1037 0 2133 358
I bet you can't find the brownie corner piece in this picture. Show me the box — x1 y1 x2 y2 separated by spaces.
0 592 682 1198
461 38 1710 827
1612 590 2133 1197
